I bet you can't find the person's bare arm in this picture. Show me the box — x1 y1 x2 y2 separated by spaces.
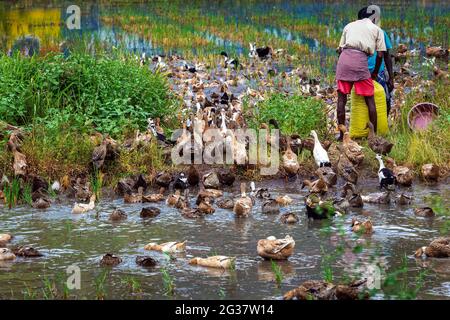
384 50 394 91
371 51 383 79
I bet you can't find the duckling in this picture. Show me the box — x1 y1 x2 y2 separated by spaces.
262 199 280 214
366 122 393 155
166 189 182 207
155 171 173 192
414 207 435 217
257 235 295 260
124 186 144 203
187 165 200 186
0 248 16 261
280 212 299 224
173 173 188 191
189 255 235 269
386 158 413 187
415 237 450 258
100 253 122 266
136 256 157 267
282 138 300 179
12 246 43 257
315 166 337 186
110 209 127 221
233 182 253 217
144 241 187 253
339 125 364 166
311 130 331 168
301 178 328 194
250 181 271 199
140 206 161 218
72 194 96 214
337 150 359 184
421 163 439 181
276 195 293 207
92 139 108 170
361 191 391 204
376 154 396 191
217 167 235 186
351 218 374 234
217 197 234 209
202 171 220 189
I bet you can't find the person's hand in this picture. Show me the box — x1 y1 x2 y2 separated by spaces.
387 78 394 92
371 72 378 80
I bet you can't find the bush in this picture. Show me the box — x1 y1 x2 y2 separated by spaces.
0 52 175 137
250 93 328 137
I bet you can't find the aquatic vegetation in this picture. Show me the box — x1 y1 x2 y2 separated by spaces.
3 177 20 209
121 276 142 296
161 267 175 296
21 183 33 206
93 269 109 300
270 260 284 286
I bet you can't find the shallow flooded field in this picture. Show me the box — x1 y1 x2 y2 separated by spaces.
1 178 449 299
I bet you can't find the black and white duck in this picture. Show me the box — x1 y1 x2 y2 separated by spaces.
376 154 396 191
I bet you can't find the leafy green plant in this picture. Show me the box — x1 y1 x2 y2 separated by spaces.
93 269 109 300
270 260 283 286
161 267 175 296
42 276 58 300
121 276 142 295
21 183 33 206
3 177 20 209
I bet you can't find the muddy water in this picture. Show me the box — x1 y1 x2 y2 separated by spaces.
0 179 449 300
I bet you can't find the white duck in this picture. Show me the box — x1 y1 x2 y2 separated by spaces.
144 241 187 253
72 194 96 214
311 130 331 168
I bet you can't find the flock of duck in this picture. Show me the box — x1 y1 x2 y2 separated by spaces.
1 42 449 299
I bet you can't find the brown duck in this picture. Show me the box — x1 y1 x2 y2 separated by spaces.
415 237 450 258
366 122 393 155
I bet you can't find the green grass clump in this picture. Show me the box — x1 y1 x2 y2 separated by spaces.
250 93 328 137
0 52 175 137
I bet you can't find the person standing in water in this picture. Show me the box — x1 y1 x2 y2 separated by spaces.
336 12 386 139
359 5 395 115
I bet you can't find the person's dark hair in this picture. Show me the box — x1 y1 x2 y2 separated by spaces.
358 6 374 19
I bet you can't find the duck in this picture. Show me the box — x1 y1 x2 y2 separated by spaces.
276 195 293 207
376 154 396 191
249 43 272 59
250 181 271 199
140 206 161 218
283 280 335 300
395 193 413 205
136 256 157 267
142 190 165 203
280 212 299 224
124 186 144 203
0 248 16 261
217 167 236 186
187 165 200 186
92 139 108 170
311 130 331 168
351 218 374 234
100 253 122 266
425 46 448 58
341 183 363 208
189 255 235 269
337 149 359 184
166 190 182 207
32 197 51 209
12 246 43 257
361 191 391 204
414 207 435 217
173 173 188 191
12 147 27 176
301 178 328 194
217 197 234 209
202 171 221 189
282 137 300 179
366 122 393 155
72 194 96 214
386 158 413 187
155 171 173 192
233 182 253 217
144 241 187 253
257 235 295 260
110 209 127 221
261 199 280 214
415 237 449 258
304 194 335 219
339 125 364 166
315 166 337 186
421 163 439 181
0 234 12 243
198 197 215 214
220 51 239 68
